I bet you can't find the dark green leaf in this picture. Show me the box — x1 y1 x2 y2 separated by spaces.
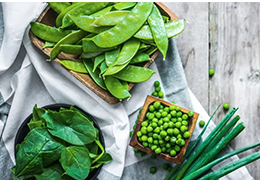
11 166 34 180
15 128 64 177
60 146 91 180
28 120 45 130
34 163 64 180
43 110 97 146
60 173 74 180
32 105 46 122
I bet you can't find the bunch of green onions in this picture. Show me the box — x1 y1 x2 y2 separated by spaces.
164 105 260 180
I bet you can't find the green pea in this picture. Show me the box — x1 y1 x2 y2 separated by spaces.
158 120 164 126
92 2 153 48
163 117 169 122
155 112 161 119
153 140 159 145
170 137 177 144
50 30 88 60
148 113 155 120
147 4 168 59
170 110 177 117
154 80 160 87
30 22 73 43
173 128 180 136
169 105 175 111
161 147 166 152
83 59 107 90
160 130 167 138
167 128 174 136
182 121 188 126
199 120 205 127
168 122 174 128
61 2 109 28
93 11 130 26
182 114 188 120
147 126 153 132
209 69 215 77
147 137 153 144
151 122 157 128
143 142 148 147
153 101 161 109
141 127 147 134
223 103 230 110
155 147 161 154
155 86 161 92
177 117 182 122
170 149 177 156
152 91 158 97
163 122 169 129
151 145 157 151
161 111 167 117
175 122 182 128
130 131 133 137
149 105 155 112
142 121 148 127
188 111 194 117
175 145 181 152
159 139 165 144
175 106 181 111
141 135 148 142
114 2 137 10
146 112 151 118
58 60 88 74
180 126 188 133
177 134 182 140
164 135 170 141
137 131 142 137
134 19 186 41
48 2 71 14
158 91 164 98
133 124 136 130
148 132 153 137
183 131 191 139
177 111 182 117
172 118 177 123
180 139 186 146
149 166 157 174
167 114 172 119
159 105 164 109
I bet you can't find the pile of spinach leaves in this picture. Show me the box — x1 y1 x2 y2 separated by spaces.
11 105 112 180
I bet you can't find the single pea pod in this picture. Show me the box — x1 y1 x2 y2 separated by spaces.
70 15 111 34
48 2 71 14
82 38 117 53
134 19 185 40
58 60 88 74
113 2 137 10
93 54 105 72
83 60 107 90
99 61 108 75
77 33 95 45
148 4 168 60
112 65 155 83
105 47 121 67
30 22 73 43
56 2 84 27
81 52 103 59
61 2 109 28
93 11 129 27
104 76 131 100
92 2 153 48
50 30 88 60
60 44 83 55
120 80 129 91
113 38 140 66
103 63 128 77
91 5 113 17
130 53 150 64
43 41 55 49
137 44 151 53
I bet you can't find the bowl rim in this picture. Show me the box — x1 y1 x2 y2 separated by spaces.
14 103 104 180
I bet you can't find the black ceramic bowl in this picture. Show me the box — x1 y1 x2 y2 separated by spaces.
14 103 104 180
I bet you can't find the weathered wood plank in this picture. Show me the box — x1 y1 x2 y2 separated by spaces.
163 2 209 111
209 2 260 179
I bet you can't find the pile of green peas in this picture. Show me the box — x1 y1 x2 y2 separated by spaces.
152 81 164 98
137 101 194 157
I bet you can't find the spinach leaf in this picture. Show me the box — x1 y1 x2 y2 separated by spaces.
11 166 34 180
43 110 97 146
91 152 113 170
15 128 64 177
70 106 94 125
85 141 99 155
34 163 64 180
60 146 91 180
60 173 74 180
28 120 45 130
32 105 46 122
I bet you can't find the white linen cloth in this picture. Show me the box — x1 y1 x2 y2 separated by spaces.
0 2 254 180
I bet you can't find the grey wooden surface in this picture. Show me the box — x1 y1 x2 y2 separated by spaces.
166 2 260 180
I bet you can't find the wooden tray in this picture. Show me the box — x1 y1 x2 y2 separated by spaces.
29 3 179 104
129 95 199 164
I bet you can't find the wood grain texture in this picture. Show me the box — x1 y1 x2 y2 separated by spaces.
129 95 198 164
209 2 260 179
163 2 209 111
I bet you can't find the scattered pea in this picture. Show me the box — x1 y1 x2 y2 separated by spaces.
209 69 215 77
152 91 158 97
153 101 161 109
154 81 160 87
155 86 161 92
130 131 133 137
188 111 194 117
199 120 205 127
183 131 191 138
223 103 230 110
150 167 157 174
158 91 164 98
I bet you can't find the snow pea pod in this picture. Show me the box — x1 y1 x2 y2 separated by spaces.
92 2 153 48
30 22 73 43
83 60 107 90
113 2 136 10
43 41 55 49
91 5 113 17
50 30 88 60
70 15 111 34
60 44 83 55
81 52 103 59
105 47 121 67
112 65 155 83
113 38 140 66
82 38 117 53
120 80 129 90
62 2 109 28
104 76 131 100
93 11 129 26
146 46 158 55
147 4 168 60
99 61 108 75
130 53 150 64
93 54 105 72
56 2 84 27
58 60 88 74
48 2 71 14
103 63 128 77
134 19 185 40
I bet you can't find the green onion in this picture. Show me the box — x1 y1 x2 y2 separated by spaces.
164 104 222 180
198 151 260 180
185 122 245 175
182 141 260 180
174 108 238 180
185 115 241 174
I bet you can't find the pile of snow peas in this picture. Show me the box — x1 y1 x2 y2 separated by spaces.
30 2 185 101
